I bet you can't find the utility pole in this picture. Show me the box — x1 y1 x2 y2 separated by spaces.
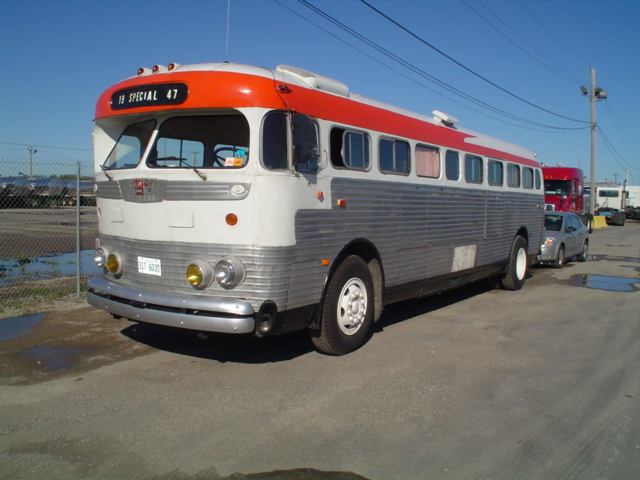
28 146 37 178
581 68 607 215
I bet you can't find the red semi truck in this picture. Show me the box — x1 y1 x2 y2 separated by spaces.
543 167 594 231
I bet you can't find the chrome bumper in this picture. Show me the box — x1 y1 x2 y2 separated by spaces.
87 276 256 334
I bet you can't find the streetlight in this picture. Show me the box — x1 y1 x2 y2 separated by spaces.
580 68 607 216
28 146 37 178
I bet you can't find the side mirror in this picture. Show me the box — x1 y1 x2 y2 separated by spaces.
292 113 318 166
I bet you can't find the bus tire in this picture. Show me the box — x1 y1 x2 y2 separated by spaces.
311 256 374 355
500 236 528 291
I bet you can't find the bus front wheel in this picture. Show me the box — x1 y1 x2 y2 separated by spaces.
311 256 374 355
500 236 528 291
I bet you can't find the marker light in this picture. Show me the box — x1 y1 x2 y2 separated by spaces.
225 213 238 226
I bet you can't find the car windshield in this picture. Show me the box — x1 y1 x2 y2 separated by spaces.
544 215 563 232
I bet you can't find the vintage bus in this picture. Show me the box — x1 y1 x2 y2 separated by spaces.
87 62 544 355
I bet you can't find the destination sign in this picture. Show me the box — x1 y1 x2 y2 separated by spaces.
111 83 188 110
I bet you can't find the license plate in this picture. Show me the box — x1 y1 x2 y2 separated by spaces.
138 256 162 276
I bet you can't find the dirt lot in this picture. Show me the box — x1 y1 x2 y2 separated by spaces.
0 221 638 480
0 207 98 258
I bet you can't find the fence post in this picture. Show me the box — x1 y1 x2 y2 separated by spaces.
76 161 81 298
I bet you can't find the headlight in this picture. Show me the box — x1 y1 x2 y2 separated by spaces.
186 259 214 289
214 257 245 288
94 247 108 267
542 237 556 247
106 252 124 276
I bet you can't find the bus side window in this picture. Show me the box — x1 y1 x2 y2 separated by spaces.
262 111 288 170
330 127 369 171
523 167 534 189
445 150 459 181
535 169 542 190
488 159 504 186
295 115 319 173
507 164 520 188
379 138 410 175
465 155 483 184
415 144 440 178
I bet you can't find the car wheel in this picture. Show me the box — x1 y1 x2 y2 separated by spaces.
311 256 374 355
552 245 565 269
577 241 588 262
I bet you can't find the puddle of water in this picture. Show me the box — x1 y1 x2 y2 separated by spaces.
0 250 100 286
24 346 88 370
586 255 640 264
0 313 46 341
567 274 640 292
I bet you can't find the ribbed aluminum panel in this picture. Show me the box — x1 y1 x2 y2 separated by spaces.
95 180 250 202
99 235 294 311
293 178 543 290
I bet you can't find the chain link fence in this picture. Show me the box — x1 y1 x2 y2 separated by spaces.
0 159 97 315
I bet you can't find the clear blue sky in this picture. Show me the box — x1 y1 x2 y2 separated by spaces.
1 0 639 184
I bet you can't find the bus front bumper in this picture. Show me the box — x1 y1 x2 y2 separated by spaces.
87 277 256 334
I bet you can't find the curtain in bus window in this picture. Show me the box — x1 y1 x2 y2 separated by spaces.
416 145 440 178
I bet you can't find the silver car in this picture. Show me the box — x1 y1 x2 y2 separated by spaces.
537 212 589 268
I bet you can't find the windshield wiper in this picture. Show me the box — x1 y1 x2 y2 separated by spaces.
191 167 207 181
100 164 113 181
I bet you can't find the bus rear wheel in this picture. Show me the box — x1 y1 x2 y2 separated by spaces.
500 236 528 291
311 256 374 355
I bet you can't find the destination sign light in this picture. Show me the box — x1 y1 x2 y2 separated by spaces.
111 83 188 110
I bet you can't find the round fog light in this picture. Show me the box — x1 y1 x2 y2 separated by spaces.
186 260 214 289
106 253 123 276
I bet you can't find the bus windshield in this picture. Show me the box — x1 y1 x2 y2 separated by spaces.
103 114 250 170
148 114 249 169
104 119 156 170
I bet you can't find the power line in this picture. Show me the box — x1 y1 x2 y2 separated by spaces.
0 140 92 152
518 0 591 68
359 0 588 124
296 1 587 131
276 0 584 132
463 0 584 85
598 126 638 172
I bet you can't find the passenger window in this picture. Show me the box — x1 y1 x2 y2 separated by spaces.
379 138 410 175
488 160 503 186
331 128 369 171
465 155 483 184
415 145 440 178
535 169 542 190
445 150 460 181
523 167 534 189
262 111 288 170
507 164 520 188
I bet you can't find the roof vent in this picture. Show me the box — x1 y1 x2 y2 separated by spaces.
276 65 349 97
432 110 459 127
